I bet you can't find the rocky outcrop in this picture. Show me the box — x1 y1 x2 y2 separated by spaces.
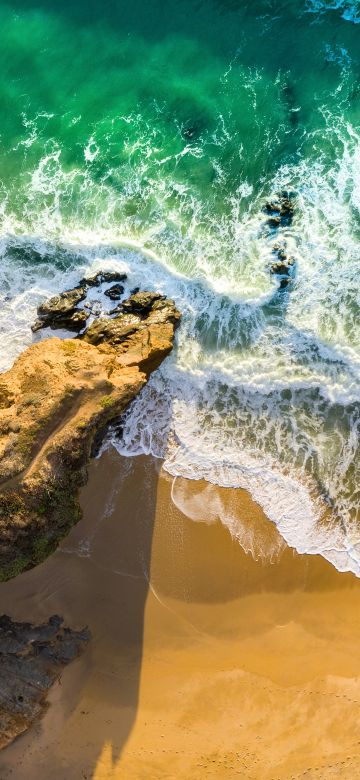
270 243 295 288
0 614 89 750
264 192 295 229
0 290 180 581
79 270 127 287
104 283 124 300
261 192 297 289
31 271 129 332
31 285 90 332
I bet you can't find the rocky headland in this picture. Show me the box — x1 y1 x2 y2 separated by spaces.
0 280 180 582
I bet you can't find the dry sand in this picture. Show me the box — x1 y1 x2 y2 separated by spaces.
0 449 360 779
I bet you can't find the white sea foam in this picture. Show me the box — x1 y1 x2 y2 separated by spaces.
170 476 287 563
84 137 100 163
306 0 360 23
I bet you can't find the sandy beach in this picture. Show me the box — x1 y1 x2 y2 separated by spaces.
0 449 360 779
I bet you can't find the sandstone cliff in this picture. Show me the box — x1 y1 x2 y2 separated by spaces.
0 289 180 581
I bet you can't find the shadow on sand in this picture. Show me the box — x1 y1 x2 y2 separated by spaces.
0 451 159 779
0 447 360 778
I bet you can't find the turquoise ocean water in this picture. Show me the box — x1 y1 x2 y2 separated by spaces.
1 0 360 572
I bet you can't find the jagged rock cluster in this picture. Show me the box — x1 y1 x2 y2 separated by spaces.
0 614 90 750
32 270 128 332
263 193 295 229
263 192 296 289
0 283 180 582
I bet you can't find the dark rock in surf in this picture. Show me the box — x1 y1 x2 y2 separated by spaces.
32 309 90 333
270 244 295 288
264 201 281 215
83 293 176 350
31 271 128 333
109 291 164 317
121 291 165 316
267 216 281 229
31 287 89 332
263 193 296 230
0 614 89 750
271 260 293 276
102 271 127 284
37 286 87 316
78 272 102 288
79 270 127 288
104 283 125 301
279 197 295 224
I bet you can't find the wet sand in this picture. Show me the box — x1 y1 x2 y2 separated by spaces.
1 449 360 779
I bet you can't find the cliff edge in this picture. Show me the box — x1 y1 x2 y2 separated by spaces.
0 289 180 581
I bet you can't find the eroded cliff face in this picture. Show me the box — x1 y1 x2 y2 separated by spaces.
0 291 180 581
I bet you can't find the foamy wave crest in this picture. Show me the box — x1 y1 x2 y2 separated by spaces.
306 0 360 23
170 476 287 563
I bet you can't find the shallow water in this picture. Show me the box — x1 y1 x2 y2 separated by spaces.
0 0 360 572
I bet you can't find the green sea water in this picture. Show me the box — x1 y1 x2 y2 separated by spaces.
1 0 360 572
0 0 359 244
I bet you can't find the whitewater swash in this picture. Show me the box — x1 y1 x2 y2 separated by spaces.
1 196 360 578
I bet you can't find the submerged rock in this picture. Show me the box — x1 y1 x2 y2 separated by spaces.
84 299 102 316
267 215 281 229
0 291 180 581
0 614 89 750
181 119 204 140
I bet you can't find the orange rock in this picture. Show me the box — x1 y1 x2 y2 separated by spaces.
0 292 180 581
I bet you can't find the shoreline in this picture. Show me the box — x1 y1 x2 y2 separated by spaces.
0 449 360 778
